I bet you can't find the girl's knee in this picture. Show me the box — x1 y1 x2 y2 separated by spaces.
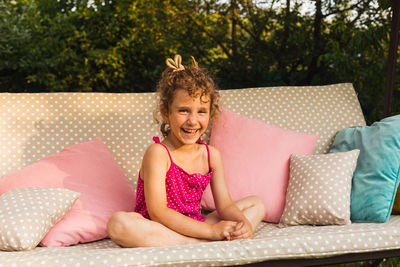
107 211 141 241
255 197 266 217
252 195 264 205
247 195 266 217
107 212 128 240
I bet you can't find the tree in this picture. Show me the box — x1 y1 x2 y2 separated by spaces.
0 0 38 92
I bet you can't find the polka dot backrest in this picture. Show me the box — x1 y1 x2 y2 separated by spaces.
0 83 365 189
0 92 159 189
217 83 366 154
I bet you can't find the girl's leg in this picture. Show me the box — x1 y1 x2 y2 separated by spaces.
107 212 204 247
204 195 265 232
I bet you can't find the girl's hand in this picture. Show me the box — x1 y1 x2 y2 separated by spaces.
229 221 253 240
210 220 237 241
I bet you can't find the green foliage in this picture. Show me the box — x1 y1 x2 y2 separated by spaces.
0 0 398 123
0 0 36 91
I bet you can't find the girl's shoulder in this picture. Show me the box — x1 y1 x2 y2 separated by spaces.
140 143 171 177
140 143 171 181
206 144 220 155
143 143 170 162
206 144 223 166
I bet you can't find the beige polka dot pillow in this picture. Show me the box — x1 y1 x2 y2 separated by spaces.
279 150 360 226
0 187 80 251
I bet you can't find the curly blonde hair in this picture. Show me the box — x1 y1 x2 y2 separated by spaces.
155 55 220 138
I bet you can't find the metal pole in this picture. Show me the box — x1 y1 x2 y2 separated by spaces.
384 0 400 118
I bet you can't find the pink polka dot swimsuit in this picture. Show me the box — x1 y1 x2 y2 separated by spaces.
134 137 213 221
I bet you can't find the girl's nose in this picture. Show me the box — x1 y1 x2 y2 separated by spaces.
187 113 197 124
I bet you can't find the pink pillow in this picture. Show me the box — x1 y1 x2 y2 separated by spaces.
0 137 135 246
201 108 318 223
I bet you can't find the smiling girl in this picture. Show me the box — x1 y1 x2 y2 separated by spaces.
107 55 265 247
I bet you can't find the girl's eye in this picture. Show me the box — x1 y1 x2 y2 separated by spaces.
179 109 188 113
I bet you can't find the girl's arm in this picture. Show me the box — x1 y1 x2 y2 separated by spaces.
208 146 254 239
141 144 236 241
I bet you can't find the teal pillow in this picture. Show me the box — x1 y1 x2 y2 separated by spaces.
330 115 400 223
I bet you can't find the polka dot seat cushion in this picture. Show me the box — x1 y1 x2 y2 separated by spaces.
2 217 400 266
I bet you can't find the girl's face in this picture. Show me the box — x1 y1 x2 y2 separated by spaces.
163 89 211 147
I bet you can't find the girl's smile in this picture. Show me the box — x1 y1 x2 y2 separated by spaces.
163 89 211 147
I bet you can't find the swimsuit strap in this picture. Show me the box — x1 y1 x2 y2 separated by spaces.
152 136 173 163
152 137 211 169
197 139 212 170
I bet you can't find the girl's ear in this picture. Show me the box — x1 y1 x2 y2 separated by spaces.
161 109 169 124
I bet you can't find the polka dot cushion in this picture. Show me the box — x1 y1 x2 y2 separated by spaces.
0 138 135 247
279 150 360 226
0 187 79 251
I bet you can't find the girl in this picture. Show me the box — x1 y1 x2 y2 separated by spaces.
107 55 266 247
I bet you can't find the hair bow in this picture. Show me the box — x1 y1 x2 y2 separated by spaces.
166 55 185 72
166 55 199 72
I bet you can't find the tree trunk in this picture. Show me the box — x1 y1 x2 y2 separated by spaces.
300 0 322 85
231 0 238 59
